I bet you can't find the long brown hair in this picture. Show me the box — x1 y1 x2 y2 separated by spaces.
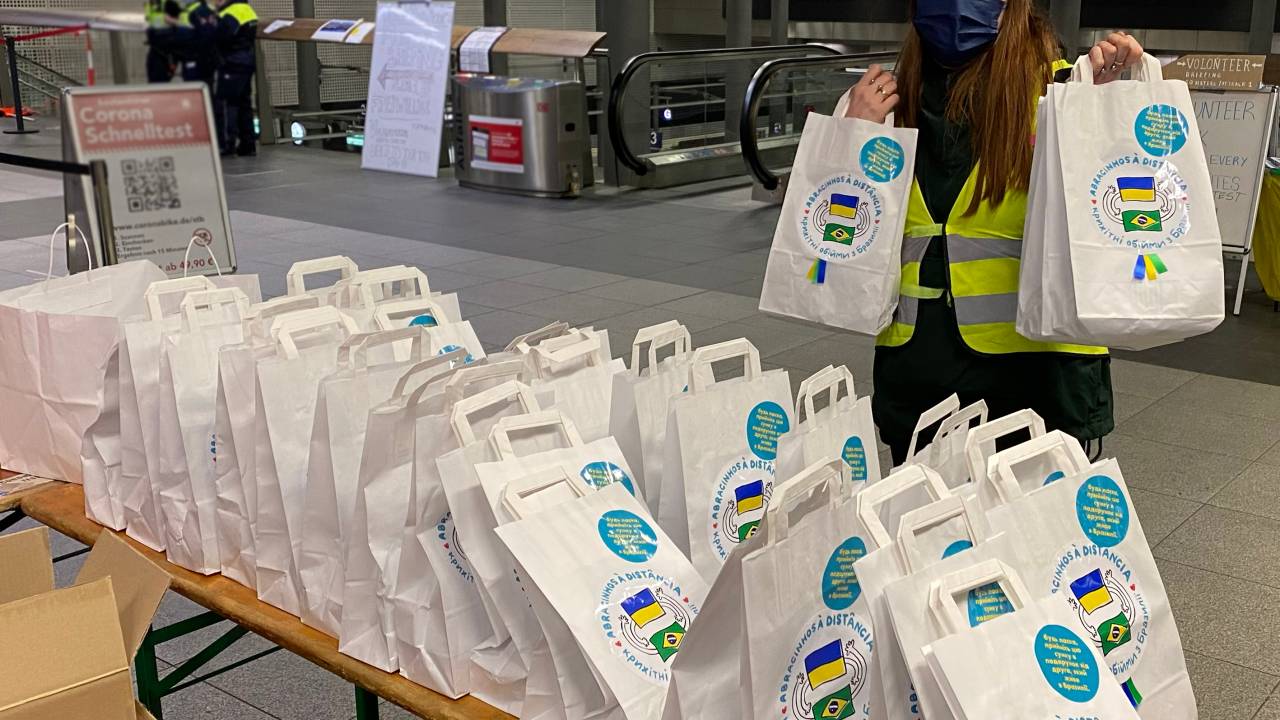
896 0 1060 216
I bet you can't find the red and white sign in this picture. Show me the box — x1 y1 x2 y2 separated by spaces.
65 84 235 277
469 115 525 174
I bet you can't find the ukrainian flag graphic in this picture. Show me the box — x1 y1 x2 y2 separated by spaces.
1070 569 1113 614
734 480 765 514
805 640 847 689
829 193 860 219
1117 176 1157 203
621 588 664 628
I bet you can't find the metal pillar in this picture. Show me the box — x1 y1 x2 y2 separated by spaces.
3 38 37 134
483 0 509 75
294 0 322 112
767 0 788 137
598 0 650 185
254 41 277 144
0 40 11 107
724 0 752 141
1250 0 1278 54
1049 0 1082 56
108 31 128 84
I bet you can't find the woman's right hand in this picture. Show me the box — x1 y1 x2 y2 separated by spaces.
843 64 899 123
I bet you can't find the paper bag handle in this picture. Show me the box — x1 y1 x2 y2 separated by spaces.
796 365 855 427
340 327 426 369
894 494 983 574
855 464 950 549
928 560 1033 636
525 332 604 378
442 359 528 405
272 306 358 359
506 321 571 352
488 410 584 460
765 458 848 544
989 430 1091 505
341 266 430 308
144 276 217 320
286 256 358 296
905 394 961 461
373 297 451 331
252 295 320 323
964 410 1047 488
393 348 469 404
180 287 251 329
933 399 989 445
630 321 690 377
688 338 761 393
500 466 591 521
1069 52 1164 85
449 380 541 446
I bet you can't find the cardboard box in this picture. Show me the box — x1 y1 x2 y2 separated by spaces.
0 528 169 720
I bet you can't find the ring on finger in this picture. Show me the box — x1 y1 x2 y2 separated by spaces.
876 84 886 95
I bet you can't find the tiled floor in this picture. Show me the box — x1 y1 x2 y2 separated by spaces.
1 131 1280 718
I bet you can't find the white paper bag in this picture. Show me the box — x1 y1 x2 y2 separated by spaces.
335 265 462 331
496 483 709 720
986 459 1194 717
392 367 540 699
153 288 253 573
982 429 1092 505
298 328 456 636
661 338 792 578
286 255 360 305
522 329 618 442
777 365 881 490
760 94 917 334
962 409 1047 508
898 395 988 490
0 258 167 484
372 297 485 365
926 593 1141 719
254 306 359 614
212 295 321 586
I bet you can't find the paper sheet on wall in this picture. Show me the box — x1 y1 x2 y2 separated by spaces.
459 26 507 73
360 1 455 177
263 19 293 34
311 18 362 42
344 21 375 44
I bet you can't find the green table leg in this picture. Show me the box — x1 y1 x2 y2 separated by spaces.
355 686 380 719
135 625 165 719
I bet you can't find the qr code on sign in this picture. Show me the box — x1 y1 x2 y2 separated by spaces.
122 157 181 213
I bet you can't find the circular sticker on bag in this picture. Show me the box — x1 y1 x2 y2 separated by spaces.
966 582 1015 628
747 401 790 460
707 457 774 562
1086 158 1190 256
1134 104 1188 157
409 313 438 327
1076 475 1129 548
798 174 885 263
435 511 474 583
941 539 973 559
581 461 636 496
597 572 699 684
1048 542 1150 678
1034 624 1100 702
860 136 905 183
842 436 868 483
822 536 867 611
437 344 475 366
777 614 874 720
598 510 658 563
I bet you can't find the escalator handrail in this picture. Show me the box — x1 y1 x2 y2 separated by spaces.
608 43 845 176
740 51 899 190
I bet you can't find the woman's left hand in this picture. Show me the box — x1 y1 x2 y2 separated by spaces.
1089 32 1144 84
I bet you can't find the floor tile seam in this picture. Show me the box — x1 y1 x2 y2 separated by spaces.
1255 680 1280 720
1152 538 1280 593
1185 648 1280 688
1199 456 1280 510
1108 429 1263 463
1150 497 1214 556
156 655 288 720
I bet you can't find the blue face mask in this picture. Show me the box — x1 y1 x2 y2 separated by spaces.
913 0 1004 69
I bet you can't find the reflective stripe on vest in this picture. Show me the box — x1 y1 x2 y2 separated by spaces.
178 1 200 25
876 170 1107 356
219 2 258 25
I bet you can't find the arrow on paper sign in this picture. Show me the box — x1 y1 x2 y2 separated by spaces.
377 63 431 89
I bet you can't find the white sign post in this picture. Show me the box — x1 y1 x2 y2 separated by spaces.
62 83 236 277
360 0 455 177
1191 88 1279 315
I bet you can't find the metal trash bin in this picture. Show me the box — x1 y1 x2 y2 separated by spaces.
452 75 591 198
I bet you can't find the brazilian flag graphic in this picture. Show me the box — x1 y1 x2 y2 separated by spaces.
737 519 760 542
1099 612 1132 656
648 620 686 662
1122 210 1163 232
823 222 856 246
813 684 855 720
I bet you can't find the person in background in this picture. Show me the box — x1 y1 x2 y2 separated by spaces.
842 0 1145 464
147 0 219 87
144 0 181 83
212 0 259 157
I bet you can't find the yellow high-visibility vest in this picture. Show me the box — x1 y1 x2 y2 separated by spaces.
877 62 1107 356
218 1 258 25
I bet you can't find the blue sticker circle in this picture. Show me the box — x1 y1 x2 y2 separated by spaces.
581 462 635 496
842 436 868 482
409 314 438 327
746 401 790 460
598 510 658 563
1044 470 1066 486
1076 475 1129 548
1034 624 1100 703
942 539 973 559
1134 104 1188 157
860 136 906 183
967 582 1015 628
821 536 867 610
437 344 475 365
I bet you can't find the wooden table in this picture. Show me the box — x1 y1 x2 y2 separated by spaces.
19 482 514 720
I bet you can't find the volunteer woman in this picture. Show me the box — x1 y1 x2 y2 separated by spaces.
844 0 1145 463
